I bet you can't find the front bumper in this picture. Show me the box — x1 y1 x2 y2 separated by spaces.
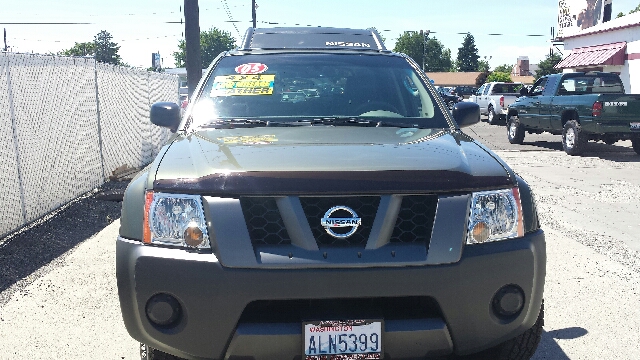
116 230 545 360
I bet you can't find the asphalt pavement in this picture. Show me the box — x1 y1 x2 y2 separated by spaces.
1 120 639 359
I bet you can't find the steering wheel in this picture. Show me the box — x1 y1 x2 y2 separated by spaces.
355 101 401 116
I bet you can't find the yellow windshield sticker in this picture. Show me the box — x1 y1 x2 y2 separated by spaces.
218 135 278 145
211 74 275 96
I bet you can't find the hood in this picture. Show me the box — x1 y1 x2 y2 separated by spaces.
153 127 513 195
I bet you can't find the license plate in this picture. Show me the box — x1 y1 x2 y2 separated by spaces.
631 122 640 131
303 320 382 360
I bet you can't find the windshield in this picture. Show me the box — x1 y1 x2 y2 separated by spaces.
186 53 449 129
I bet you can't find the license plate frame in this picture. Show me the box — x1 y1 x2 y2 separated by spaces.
303 319 383 360
630 122 640 131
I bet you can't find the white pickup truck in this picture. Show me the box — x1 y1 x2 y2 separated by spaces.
467 82 523 124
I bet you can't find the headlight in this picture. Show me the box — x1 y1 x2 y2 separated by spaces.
467 188 524 244
143 191 210 249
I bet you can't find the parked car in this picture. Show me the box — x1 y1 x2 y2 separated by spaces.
435 86 462 109
467 82 523 125
117 27 545 360
453 85 477 99
507 71 640 155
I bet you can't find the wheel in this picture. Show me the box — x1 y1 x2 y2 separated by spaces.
140 343 184 360
448 101 455 110
469 302 544 360
562 120 588 156
507 115 525 144
632 138 640 155
487 105 498 125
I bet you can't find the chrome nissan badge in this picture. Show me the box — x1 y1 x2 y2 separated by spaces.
321 206 362 239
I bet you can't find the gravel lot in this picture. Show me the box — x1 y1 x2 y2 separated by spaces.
1 120 639 359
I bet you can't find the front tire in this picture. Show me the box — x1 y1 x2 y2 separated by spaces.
487 105 498 125
562 120 588 156
632 138 640 155
507 115 525 144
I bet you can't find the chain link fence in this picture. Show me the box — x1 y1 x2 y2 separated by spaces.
0 52 178 238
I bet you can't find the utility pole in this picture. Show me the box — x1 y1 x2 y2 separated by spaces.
252 0 257 28
420 30 430 71
3 28 7 52
184 0 202 98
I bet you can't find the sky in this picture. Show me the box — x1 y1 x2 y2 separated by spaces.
2 0 639 70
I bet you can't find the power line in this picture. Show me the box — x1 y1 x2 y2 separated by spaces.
220 0 241 38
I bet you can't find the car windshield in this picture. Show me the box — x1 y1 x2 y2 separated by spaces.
186 53 450 130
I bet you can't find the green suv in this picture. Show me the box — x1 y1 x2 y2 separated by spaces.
116 27 545 360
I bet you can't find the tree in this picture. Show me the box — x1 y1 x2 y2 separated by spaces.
535 52 563 80
616 3 640 17
173 27 236 68
94 30 122 65
456 33 480 72
493 64 514 73
58 42 95 57
423 37 452 72
486 72 512 83
393 31 426 69
477 59 490 73
58 30 122 65
394 32 452 72
476 72 489 87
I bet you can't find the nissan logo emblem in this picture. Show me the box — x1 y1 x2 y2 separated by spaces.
320 206 362 239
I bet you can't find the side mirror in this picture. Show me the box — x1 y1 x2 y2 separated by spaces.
150 102 181 132
519 87 529 97
452 101 480 128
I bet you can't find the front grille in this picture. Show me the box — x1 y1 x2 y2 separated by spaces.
239 197 291 245
240 195 437 248
300 196 380 247
390 195 438 244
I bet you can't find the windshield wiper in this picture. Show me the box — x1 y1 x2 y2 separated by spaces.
294 117 422 128
196 117 423 129
198 119 309 128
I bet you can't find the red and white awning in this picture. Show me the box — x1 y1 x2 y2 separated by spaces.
555 42 627 68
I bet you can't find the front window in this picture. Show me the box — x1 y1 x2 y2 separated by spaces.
186 54 449 130
529 78 548 96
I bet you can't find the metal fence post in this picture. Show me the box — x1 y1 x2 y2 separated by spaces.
6 53 28 224
93 58 107 181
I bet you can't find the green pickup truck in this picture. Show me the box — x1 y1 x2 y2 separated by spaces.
506 72 640 155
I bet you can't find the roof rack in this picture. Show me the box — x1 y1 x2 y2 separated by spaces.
240 27 388 52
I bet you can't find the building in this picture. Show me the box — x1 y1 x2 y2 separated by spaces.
425 70 535 89
512 56 539 78
425 72 484 87
555 11 640 93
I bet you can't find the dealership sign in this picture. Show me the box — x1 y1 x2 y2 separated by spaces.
557 0 610 38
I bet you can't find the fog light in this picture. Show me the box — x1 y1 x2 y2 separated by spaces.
492 285 525 318
146 293 182 327
184 222 204 247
